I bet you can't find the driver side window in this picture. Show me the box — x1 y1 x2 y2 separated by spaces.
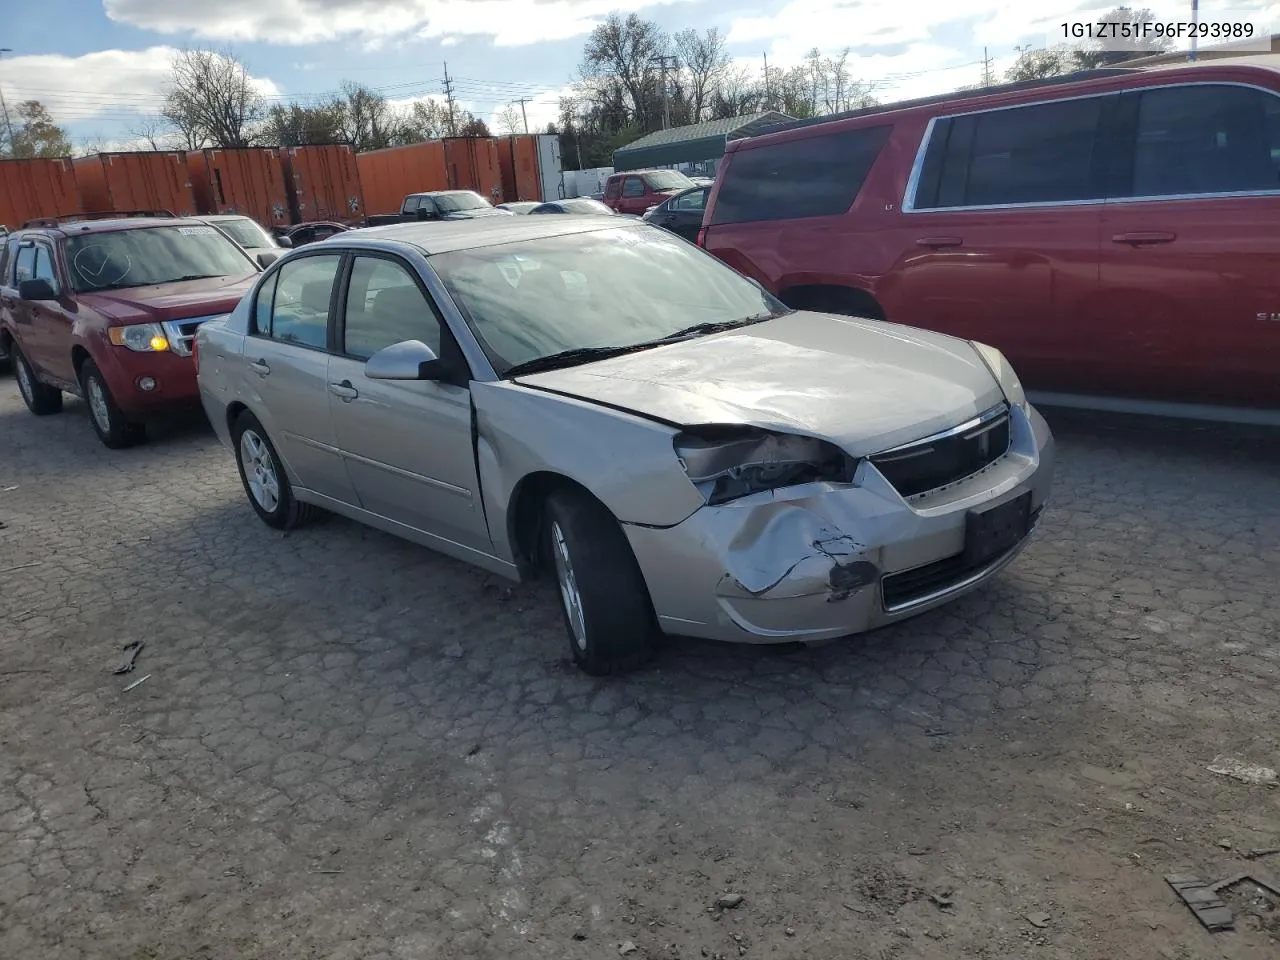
33 245 59 293
263 254 342 349
341 256 441 361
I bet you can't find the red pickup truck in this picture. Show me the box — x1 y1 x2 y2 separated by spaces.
0 212 264 448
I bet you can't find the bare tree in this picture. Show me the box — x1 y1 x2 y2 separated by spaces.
162 49 265 148
674 28 729 122
580 13 667 129
10 101 73 158
1005 45 1074 82
495 104 523 136
335 82 398 151
128 115 170 150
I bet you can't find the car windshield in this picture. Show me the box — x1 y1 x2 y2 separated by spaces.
436 192 490 213
562 198 613 215
214 217 275 249
64 225 256 292
644 170 694 191
431 225 789 375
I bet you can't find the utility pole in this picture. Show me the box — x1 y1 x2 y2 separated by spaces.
442 61 458 136
512 97 531 134
762 52 771 109
1189 0 1200 61
982 46 993 86
649 55 678 130
0 49 16 158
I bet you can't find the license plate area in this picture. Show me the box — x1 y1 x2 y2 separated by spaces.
963 491 1032 567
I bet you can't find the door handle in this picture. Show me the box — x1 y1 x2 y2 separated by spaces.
916 236 963 249
248 359 271 376
328 380 359 402
1112 231 1176 245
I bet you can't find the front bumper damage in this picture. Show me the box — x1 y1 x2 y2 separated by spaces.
624 403 1055 643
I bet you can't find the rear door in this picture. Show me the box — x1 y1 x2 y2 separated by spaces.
888 95 1108 388
325 252 491 553
603 177 622 211
243 251 357 503
1097 81 1280 407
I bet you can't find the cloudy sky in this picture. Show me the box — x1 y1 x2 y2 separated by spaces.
1 0 1274 149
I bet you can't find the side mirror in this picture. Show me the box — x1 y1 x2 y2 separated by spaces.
276 235 294 248
18 278 57 301
256 251 280 268
364 339 444 381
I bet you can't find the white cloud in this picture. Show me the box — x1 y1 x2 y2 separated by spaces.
105 0 692 48
0 46 280 129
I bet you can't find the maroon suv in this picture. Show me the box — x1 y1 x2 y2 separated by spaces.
0 213 263 448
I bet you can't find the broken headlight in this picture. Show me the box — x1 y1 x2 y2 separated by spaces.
674 427 855 505
970 340 1027 413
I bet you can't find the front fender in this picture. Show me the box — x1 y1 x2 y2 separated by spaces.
471 381 706 560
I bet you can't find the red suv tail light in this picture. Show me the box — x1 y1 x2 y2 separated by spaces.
696 227 708 248
191 335 200 374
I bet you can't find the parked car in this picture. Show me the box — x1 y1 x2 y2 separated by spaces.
278 221 351 246
364 191 513 227
641 184 710 241
0 212 261 447
528 197 615 216
497 201 542 215
602 169 696 215
198 214 289 262
701 59 1280 413
195 216 1053 674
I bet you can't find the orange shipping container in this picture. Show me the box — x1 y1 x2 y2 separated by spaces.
355 140 448 217
73 152 196 216
443 137 502 204
188 148 290 226
496 135 545 202
0 158 81 228
280 144 365 224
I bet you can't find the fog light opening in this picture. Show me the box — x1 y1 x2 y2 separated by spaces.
137 376 157 391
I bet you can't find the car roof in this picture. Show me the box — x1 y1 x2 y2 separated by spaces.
198 214 255 222
19 216 208 238
411 190 483 198
340 215 639 255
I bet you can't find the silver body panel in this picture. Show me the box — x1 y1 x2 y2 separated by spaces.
198 219 1055 645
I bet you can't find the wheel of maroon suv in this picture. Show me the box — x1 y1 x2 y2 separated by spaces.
12 343 64 416
231 410 320 531
0 334 11 375
79 358 145 449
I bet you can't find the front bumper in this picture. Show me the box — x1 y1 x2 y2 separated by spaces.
97 345 200 417
624 403 1055 644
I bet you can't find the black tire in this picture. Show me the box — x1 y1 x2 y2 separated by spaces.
79 358 144 449
785 287 885 321
0 335 11 375
232 410 320 530
543 487 656 675
13 344 64 416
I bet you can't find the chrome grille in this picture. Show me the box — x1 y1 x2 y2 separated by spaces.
161 314 226 357
870 404 1011 499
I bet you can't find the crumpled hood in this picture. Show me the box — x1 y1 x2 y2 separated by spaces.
78 274 257 325
514 312 1005 456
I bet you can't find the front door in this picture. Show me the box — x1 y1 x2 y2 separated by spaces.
1096 82 1280 407
326 252 491 554
619 175 648 215
655 186 709 241
245 250 357 503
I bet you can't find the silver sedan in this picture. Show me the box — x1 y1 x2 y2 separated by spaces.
195 217 1055 674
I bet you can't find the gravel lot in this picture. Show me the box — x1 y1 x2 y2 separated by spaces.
1 379 1278 960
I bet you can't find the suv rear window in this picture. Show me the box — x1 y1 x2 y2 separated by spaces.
710 125 891 225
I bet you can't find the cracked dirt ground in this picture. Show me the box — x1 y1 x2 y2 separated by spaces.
1 381 1278 960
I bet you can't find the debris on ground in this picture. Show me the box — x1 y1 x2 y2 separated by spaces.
1218 839 1233 850
930 889 955 909
1245 847 1280 860
1166 875 1233 931
618 941 638 955
715 893 744 909
1025 912 1051 929
0 561 42 574
1207 756 1278 786
112 641 145 675
122 674 151 693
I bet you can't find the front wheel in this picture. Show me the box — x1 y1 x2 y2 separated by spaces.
544 488 656 675
232 410 319 530
80 359 144 448
13 344 64 416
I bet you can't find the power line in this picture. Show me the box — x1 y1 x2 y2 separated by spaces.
441 61 457 136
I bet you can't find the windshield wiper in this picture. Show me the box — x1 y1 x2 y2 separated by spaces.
174 274 221 282
649 312 777 344
505 345 642 377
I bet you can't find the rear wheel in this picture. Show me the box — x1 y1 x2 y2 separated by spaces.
782 286 885 321
80 359 144 449
543 488 656 675
0 334 11 375
232 410 319 530
13 344 63 416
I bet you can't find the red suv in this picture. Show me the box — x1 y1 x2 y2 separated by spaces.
0 213 263 447
602 169 696 215
701 59 1280 413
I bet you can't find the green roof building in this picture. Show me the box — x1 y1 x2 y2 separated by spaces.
612 112 795 173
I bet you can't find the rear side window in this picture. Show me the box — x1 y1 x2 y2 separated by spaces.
604 178 622 199
622 177 645 198
913 97 1105 209
1129 84 1280 198
710 125 891 225
263 253 343 349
